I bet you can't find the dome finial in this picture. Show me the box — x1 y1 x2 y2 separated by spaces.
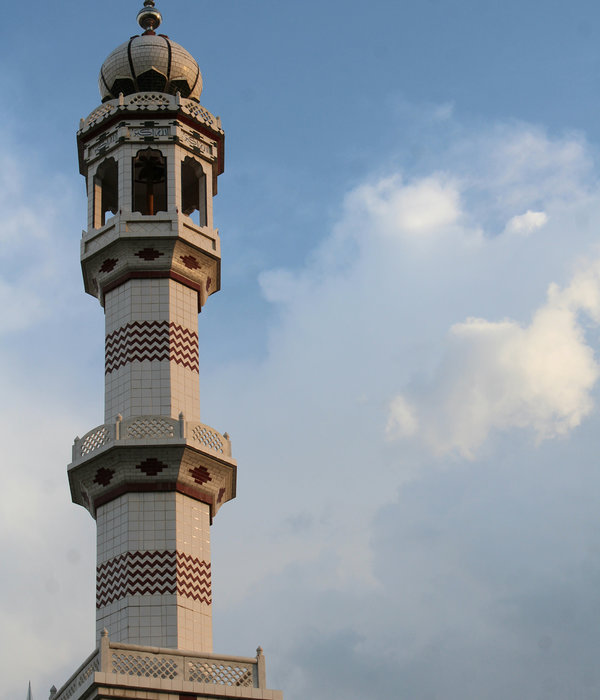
137 0 162 33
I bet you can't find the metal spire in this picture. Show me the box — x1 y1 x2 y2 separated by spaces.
137 0 162 32
26 681 33 700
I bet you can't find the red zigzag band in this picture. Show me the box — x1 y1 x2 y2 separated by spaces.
96 549 211 607
105 321 199 374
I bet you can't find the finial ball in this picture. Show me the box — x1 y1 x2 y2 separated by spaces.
137 1 162 32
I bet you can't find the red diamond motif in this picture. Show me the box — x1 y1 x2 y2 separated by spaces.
181 255 199 270
136 458 167 476
189 466 211 485
99 258 118 273
94 467 115 486
135 248 163 261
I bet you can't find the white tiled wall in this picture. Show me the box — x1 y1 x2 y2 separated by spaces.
104 278 200 422
96 492 212 651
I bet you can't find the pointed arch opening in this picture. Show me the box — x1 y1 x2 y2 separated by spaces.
181 157 207 227
132 148 167 215
93 157 118 228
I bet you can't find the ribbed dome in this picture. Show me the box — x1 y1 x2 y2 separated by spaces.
99 34 202 103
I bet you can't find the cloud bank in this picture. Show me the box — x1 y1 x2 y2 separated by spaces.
259 122 600 461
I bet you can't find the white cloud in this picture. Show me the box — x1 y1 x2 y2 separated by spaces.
259 268 299 304
0 276 43 332
431 101 455 122
345 174 462 238
388 258 600 458
0 137 80 335
386 395 418 439
504 210 548 236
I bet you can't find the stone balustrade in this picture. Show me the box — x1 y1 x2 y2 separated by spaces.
79 92 223 134
72 414 232 464
50 631 267 700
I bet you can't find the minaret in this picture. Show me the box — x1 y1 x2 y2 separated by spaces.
51 4 282 699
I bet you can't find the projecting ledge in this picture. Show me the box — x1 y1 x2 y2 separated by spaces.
80 212 220 259
67 414 237 519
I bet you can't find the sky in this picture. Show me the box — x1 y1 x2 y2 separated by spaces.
5 0 600 698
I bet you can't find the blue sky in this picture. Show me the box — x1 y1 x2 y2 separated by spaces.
5 1 600 699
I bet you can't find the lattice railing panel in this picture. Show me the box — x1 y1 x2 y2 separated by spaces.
190 425 224 453
84 103 115 128
126 417 175 439
187 661 254 686
127 93 171 107
52 645 261 700
112 652 179 679
72 419 231 463
53 652 99 700
80 426 111 457
78 656 100 684
59 679 77 700
184 103 215 126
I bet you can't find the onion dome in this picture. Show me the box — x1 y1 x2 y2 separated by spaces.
98 1 202 103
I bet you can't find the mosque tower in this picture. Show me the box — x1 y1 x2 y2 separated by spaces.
49 4 282 699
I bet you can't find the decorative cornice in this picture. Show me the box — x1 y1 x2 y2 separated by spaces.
93 479 215 514
102 271 209 311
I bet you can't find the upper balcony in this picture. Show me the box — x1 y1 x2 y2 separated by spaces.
77 91 224 180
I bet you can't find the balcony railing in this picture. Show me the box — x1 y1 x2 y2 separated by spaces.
71 414 232 464
51 630 267 700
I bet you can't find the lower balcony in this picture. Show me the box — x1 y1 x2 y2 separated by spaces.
50 630 282 700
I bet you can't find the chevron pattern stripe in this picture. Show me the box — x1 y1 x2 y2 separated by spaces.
177 551 212 603
96 550 211 607
105 321 199 374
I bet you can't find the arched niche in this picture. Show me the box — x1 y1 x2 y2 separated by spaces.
93 157 118 228
181 156 207 227
132 148 167 215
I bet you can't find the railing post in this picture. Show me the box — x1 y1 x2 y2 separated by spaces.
100 628 111 673
115 414 122 440
182 653 189 682
256 647 266 689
